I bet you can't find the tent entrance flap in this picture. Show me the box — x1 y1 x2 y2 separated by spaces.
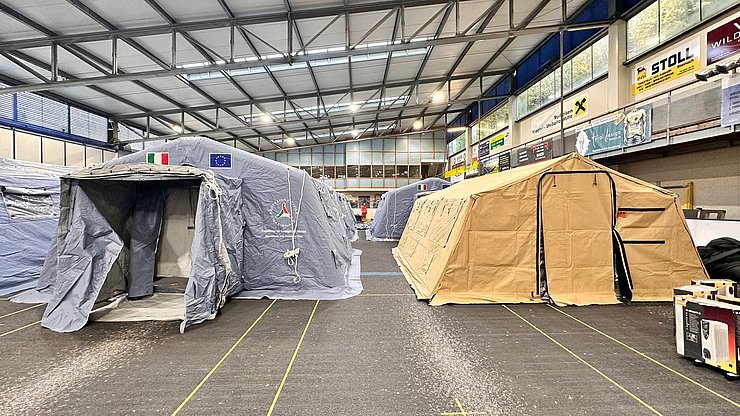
537 171 626 305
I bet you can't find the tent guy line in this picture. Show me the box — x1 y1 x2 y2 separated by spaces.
502 305 663 416
547 305 740 409
171 299 277 416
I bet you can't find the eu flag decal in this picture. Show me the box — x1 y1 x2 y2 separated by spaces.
209 153 232 169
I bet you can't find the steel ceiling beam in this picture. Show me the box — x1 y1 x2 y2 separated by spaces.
129 107 457 144
418 0 553 131
113 68 511 121
407 0 504 130
0 19 612 95
120 96 492 144
395 1 454 130
374 9 403 136
0 0 474 51
65 0 265 150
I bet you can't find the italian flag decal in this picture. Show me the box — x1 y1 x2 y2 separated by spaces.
276 202 291 219
417 183 428 191
146 152 169 165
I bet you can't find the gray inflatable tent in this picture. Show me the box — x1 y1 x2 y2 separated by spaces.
0 158 72 296
367 178 449 241
20 138 361 332
335 191 359 242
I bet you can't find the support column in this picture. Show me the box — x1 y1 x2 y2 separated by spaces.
607 20 630 110
507 95 519 148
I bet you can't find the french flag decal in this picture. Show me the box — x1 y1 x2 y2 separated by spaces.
209 153 232 168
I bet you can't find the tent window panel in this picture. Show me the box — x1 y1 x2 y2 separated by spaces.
1 190 55 220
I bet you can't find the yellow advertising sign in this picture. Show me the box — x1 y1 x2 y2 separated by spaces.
444 165 466 178
632 39 700 95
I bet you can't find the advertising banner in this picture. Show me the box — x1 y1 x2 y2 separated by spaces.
445 152 467 178
478 140 490 159
466 158 479 177
632 38 700 95
517 139 552 166
478 130 509 160
499 152 511 171
721 77 740 127
575 104 652 156
480 151 511 176
530 94 588 137
707 17 740 65
480 155 500 175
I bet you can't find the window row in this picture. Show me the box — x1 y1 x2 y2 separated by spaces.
263 137 446 166
294 164 424 180
322 177 420 190
447 132 467 156
516 36 608 120
0 127 116 167
627 0 739 59
472 104 510 143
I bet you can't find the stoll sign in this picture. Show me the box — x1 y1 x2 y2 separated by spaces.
632 38 700 95
707 17 740 65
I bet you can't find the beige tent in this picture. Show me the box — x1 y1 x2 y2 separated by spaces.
393 153 707 306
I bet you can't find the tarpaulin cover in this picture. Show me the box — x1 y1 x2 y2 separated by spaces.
0 157 72 296
368 178 449 241
18 138 360 332
393 153 707 306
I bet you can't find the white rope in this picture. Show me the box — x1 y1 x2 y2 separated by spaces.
284 169 306 284
201 172 231 308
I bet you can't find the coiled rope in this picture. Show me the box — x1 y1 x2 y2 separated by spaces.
284 169 306 283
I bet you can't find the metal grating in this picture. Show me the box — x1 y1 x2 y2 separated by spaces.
70 107 108 142
0 83 12 120
16 92 69 132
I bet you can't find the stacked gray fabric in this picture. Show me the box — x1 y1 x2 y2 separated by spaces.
0 158 72 296
16 138 361 332
367 178 449 241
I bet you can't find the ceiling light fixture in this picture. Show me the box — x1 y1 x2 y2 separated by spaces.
351 129 360 137
260 114 273 123
171 125 183 134
348 103 360 113
447 126 467 133
412 120 424 130
432 92 445 103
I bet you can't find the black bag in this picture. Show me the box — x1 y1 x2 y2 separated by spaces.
698 237 740 282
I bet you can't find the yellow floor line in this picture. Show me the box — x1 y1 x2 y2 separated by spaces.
266 299 320 416
0 320 41 338
502 305 663 416
171 299 277 416
0 304 42 320
547 305 740 408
